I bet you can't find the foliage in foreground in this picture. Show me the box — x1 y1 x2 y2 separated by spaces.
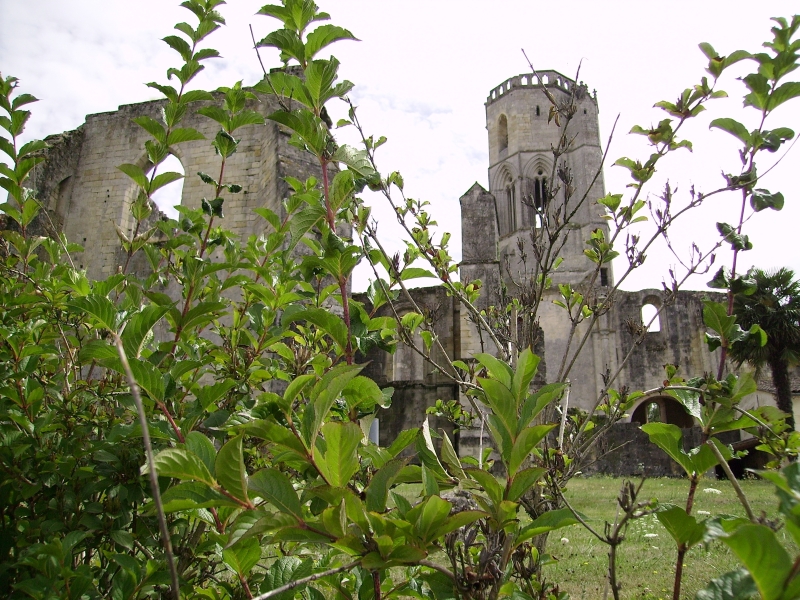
1 2 800 600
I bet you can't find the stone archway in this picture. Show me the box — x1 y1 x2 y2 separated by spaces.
630 395 694 428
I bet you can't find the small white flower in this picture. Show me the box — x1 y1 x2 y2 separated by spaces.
560 537 569 544
644 533 659 538
697 510 711 515
702 488 722 495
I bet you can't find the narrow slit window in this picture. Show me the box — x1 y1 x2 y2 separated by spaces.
506 178 516 232
498 115 508 152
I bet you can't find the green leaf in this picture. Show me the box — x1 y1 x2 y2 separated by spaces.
303 364 363 447
162 34 193 61
656 504 705 547
268 109 328 156
167 127 205 145
750 189 784 212
128 358 166 402
249 469 303 520
332 144 376 179
366 459 406 512
305 24 358 59
133 116 167 143
439 429 467 480
262 557 313 600
479 377 517 437
314 421 363 488
196 379 238 411
709 118 750 144
743 73 770 110
230 110 266 132
467 468 504 508
519 383 565 431
67 295 119 331
516 508 580 546
287 307 349 351
415 418 450 479
288 203 326 250
241 419 309 463
282 373 316 408
508 424 556 474
144 448 216 487
258 29 306 64
160 481 239 512
768 82 800 111
695 568 758 600
641 422 718 476
507 467 547 502
184 431 217 474
400 267 436 281
322 500 348 538
703 300 736 338
216 434 249 503
387 428 419 457
433 510 486 538
474 353 513 389
121 304 170 358
117 163 149 189
724 524 792 600
223 537 261 578
512 348 540 403
413 495 452 543
17 139 48 158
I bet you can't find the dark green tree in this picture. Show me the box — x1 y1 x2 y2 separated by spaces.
731 267 800 430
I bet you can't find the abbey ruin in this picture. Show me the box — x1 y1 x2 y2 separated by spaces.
28 70 789 475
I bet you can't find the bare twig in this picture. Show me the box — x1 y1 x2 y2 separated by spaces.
249 24 268 78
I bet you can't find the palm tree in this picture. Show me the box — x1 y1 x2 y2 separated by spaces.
729 267 800 430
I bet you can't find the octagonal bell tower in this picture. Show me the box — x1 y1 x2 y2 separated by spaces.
485 70 611 287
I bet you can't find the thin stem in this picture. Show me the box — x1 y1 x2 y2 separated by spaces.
706 439 756 521
114 335 180 600
249 24 268 78
419 560 456 582
672 475 699 600
251 561 360 600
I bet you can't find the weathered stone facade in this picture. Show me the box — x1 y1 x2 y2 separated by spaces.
30 91 320 280
24 70 796 473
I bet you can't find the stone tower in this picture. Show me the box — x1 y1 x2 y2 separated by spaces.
460 71 614 411
484 70 609 286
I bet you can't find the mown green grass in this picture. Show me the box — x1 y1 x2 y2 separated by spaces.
542 476 794 599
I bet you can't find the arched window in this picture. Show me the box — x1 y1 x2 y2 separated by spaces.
631 397 693 428
150 153 185 220
498 115 508 152
504 174 516 233
55 176 74 219
641 302 661 332
531 169 548 228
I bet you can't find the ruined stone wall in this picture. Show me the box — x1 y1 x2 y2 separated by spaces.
356 285 459 452
29 93 321 279
612 289 722 397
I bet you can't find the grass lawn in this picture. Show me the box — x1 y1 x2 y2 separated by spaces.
542 476 794 599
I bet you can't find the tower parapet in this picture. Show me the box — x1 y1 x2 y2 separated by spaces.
486 70 595 106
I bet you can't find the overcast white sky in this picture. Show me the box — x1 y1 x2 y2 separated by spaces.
2 1 799 292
